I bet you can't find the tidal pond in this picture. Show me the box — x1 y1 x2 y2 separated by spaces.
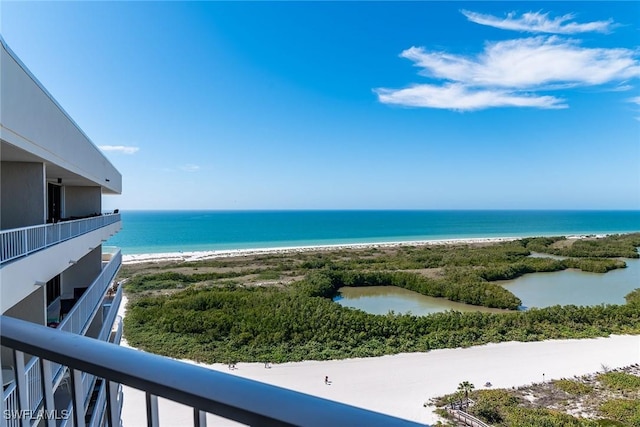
333 286 508 315
333 252 640 315
500 254 640 309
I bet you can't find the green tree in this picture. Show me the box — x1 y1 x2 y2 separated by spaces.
458 381 475 410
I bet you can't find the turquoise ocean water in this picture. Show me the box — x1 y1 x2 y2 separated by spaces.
106 210 640 255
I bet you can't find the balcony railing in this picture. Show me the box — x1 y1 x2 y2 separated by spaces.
2 382 18 427
110 316 124 345
98 287 123 343
58 250 121 337
52 250 121 384
1 250 122 423
0 213 121 264
1 316 424 427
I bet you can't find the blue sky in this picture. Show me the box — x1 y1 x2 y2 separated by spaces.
2 1 639 210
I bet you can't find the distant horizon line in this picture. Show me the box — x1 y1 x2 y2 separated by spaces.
108 208 640 212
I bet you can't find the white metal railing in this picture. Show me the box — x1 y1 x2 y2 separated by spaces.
117 386 124 423
81 371 97 409
52 250 121 385
2 382 18 427
58 251 122 337
98 287 123 343
24 357 43 413
111 316 124 345
89 381 108 427
60 400 74 427
2 355 46 424
0 213 121 264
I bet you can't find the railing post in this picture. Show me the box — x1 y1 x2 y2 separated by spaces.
105 381 120 427
194 408 207 427
70 369 86 427
39 359 56 427
0 368 5 427
22 230 27 256
13 351 29 427
145 393 159 427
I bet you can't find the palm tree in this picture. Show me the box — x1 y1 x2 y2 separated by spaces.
457 381 475 410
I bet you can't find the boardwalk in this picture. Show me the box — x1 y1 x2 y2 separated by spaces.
447 408 491 427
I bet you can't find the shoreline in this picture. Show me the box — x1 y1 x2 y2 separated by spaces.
121 233 608 264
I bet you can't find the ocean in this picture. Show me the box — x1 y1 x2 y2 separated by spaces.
105 210 640 255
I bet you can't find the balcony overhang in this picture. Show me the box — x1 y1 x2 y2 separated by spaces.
1 140 120 194
0 37 121 194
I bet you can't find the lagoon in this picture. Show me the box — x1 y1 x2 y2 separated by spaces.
334 254 640 315
500 255 640 309
334 286 508 315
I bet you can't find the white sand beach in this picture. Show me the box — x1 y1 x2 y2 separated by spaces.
116 295 640 426
121 234 608 264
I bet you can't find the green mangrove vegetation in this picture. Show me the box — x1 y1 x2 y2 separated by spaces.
121 233 640 364
523 233 640 259
124 285 640 363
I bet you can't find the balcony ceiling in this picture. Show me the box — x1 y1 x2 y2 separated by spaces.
1 140 107 189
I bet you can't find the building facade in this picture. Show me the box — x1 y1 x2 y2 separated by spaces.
1 36 123 427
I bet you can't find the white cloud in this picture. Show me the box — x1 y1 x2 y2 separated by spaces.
611 84 634 92
375 83 566 111
99 145 140 154
180 164 200 172
401 38 640 89
376 36 640 111
630 97 640 122
461 10 615 34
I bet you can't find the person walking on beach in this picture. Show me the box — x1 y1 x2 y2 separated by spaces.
324 376 330 385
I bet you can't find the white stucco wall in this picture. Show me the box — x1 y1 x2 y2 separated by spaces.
0 161 45 229
65 186 102 218
4 285 45 324
61 247 102 299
